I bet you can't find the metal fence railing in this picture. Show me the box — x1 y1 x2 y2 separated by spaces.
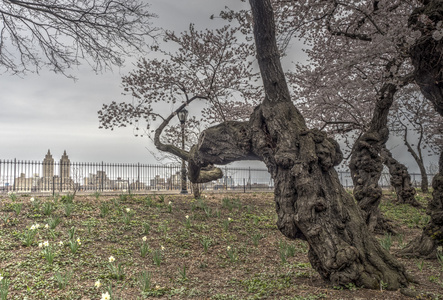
0 159 276 194
0 159 435 195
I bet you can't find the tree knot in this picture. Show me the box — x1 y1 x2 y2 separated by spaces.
314 198 327 212
309 129 343 171
334 246 359 269
275 151 296 168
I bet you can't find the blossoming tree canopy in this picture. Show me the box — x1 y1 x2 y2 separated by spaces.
98 24 261 148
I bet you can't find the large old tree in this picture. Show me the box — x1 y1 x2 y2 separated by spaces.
282 0 422 231
172 0 412 289
400 0 443 258
100 0 414 289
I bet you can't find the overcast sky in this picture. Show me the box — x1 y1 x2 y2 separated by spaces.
0 0 250 164
0 0 438 173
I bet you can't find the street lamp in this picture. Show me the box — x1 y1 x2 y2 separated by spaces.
177 108 188 194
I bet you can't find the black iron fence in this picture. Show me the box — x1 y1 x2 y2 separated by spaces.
0 159 275 194
336 170 435 190
0 159 435 195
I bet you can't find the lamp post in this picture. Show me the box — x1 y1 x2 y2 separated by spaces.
177 108 188 194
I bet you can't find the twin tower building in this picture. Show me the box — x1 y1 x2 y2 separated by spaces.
43 149 71 179
13 150 72 192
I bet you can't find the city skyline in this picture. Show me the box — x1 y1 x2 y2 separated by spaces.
2 149 273 194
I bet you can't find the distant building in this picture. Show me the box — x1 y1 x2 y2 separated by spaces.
84 170 111 191
43 150 54 178
14 173 40 191
83 173 148 192
60 150 71 180
112 177 129 190
168 172 181 190
213 176 235 190
130 180 147 191
40 150 55 191
150 175 166 190
14 150 73 192
57 150 73 190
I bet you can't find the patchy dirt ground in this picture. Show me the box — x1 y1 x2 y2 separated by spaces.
0 191 442 299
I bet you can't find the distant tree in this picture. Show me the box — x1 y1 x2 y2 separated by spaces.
99 24 260 132
0 0 155 77
390 90 443 192
380 145 419 207
98 24 262 194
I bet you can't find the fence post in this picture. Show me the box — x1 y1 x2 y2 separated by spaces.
13 158 17 192
249 167 251 190
101 161 104 192
137 162 140 191
60 161 63 193
225 166 228 190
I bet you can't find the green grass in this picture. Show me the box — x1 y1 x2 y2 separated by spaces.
380 192 428 228
0 191 441 299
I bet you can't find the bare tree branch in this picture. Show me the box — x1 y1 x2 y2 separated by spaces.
0 0 157 77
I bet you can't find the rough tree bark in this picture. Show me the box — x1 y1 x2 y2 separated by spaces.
380 146 419 207
349 82 398 233
400 153 443 258
183 0 412 289
191 183 201 199
400 0 443 257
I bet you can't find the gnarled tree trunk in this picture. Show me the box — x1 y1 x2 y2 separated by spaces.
400 153 443 258
186 0 411 289
400 0 443 257
349 82 397 233
380 146 419 207
191 183 201 199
